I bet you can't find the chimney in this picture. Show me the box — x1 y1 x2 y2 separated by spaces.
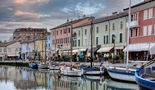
67 19 69 22
112 12 118 15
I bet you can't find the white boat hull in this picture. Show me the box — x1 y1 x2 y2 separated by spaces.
38 64 49 69
86 76 104 81
85 71 104 75
107 67 136 82
49 65 60 70
61 67 83 77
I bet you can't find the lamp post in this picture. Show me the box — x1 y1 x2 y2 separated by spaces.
112 34 116 63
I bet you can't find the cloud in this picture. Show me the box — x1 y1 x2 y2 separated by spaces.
0 0 144 41
75 2 104 15
13 0 49 4
15 10 39 17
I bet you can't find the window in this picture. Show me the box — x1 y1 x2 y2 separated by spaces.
57 31 58 35
68 37 70 43
4 48 6 52
96 37 99 45
112 34 115 43
68 28 70 33
103 35 108 44
143 8 153 20
85 29 87 35
120 21 123 29
148 25 152 35
112 23 115 30
64 29 67 34
96 27 99 34
103 36 105 44
144 9 148 20
0 48 2 52
131 14 134 21
106 35 109 44
149 8 153 19
85 39 87 46
78 39 80 46
143 26 148 36
75 40 77 47
78 30 80 36
64 38 65 43
60 30 62 34
105 25 108 31
120 33 123 43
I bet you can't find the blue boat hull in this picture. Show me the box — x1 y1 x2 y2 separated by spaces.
29 63 38 69
135 68 155 90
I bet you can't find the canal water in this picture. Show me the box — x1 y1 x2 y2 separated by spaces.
0 65 139 90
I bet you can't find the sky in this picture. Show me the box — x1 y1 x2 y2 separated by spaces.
0 0 143 41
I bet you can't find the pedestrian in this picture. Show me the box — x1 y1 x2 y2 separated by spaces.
79 52 84 62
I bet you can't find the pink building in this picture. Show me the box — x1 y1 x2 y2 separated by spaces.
124 0 155 60
50 17 91 55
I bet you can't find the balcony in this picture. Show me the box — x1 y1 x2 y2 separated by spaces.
127 20 139 28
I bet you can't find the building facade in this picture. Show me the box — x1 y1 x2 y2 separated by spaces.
124 0 155 61
50 17 91 56
73 13 128 61
0 42 7 61
6 41 21 60
13 28 47 42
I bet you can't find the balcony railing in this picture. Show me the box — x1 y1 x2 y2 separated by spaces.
127 20 139 28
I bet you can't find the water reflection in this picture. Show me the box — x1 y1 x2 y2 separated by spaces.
0 66 139 90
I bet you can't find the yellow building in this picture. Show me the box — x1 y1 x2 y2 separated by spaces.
35 39 46 62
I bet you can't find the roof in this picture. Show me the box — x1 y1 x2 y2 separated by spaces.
14 28 47 34
50 17 91 30
124 0 155 11
73 12 128 28
0 40 17 47
94 12 128 24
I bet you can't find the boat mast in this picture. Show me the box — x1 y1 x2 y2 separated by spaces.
127 0 131 67
70 21 73 62
90 17 94 67
45 31 47 63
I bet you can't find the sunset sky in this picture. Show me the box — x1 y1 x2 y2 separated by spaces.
0 0 143 41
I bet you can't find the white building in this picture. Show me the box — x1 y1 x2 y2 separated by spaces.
73 12 128 60
6 41 21 60
0 43 7 61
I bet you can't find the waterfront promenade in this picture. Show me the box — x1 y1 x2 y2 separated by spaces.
0 60 127 68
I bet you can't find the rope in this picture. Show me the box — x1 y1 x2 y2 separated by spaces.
142 58 155 67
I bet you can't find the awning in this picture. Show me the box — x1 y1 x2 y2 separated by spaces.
88 47 99 53
72 48 87 53
97 47 113 53
115 46 124 50
123 43 155 54
79 48 87 52
72 49 79 53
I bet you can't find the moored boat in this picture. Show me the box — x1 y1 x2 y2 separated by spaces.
83 66 105 76
38 63 49 69
29 63 38 69
107 66 136 82
49 65 60 70
135 59 155 90
61 66 83 77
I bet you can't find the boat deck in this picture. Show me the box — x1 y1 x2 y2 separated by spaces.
143 71 155 81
